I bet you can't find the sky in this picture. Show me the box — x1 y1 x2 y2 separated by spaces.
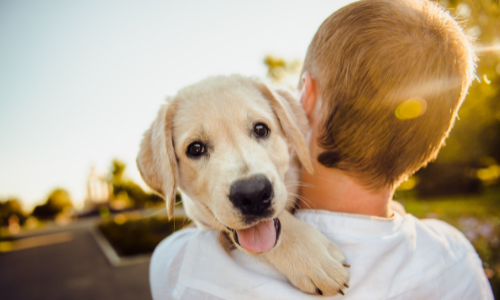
0 0 355 210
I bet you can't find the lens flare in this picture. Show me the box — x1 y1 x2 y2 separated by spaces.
483 74 491 84
475 45 500 54
395 97 427 120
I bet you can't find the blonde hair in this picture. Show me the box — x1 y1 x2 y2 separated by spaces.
301 0 476 189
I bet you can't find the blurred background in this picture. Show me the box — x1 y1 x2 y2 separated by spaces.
0 0 499 299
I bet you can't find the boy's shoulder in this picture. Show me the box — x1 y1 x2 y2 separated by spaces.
387 215 493 299
405 214 476 257
417 216 477 253
149 213 493 300
297 211 494 299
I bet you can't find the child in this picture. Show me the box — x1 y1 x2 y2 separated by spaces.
149 0 494 298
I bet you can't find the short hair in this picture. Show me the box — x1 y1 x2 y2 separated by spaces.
301 0 476 189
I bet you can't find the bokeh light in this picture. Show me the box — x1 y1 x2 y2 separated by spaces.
395 97 427 120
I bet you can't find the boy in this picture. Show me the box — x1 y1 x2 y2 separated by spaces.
150 0 494 298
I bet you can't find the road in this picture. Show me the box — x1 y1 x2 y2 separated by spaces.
0 224 152 300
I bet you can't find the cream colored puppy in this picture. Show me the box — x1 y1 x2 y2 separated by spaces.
137 75 350 296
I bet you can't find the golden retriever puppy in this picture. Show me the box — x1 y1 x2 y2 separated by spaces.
137 75 350 296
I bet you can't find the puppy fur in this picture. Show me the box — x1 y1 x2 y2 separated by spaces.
137 75 349 296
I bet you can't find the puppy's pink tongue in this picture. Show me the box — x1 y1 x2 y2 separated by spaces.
236 219 276 253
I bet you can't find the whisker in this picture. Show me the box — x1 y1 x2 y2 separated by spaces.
285 182 314 189
295 198 313 210
139 207 167 220
288 191 314 210
284 180 315 188
284 180 308 184
182 215 191 229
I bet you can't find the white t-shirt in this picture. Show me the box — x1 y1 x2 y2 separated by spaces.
150 210 494 300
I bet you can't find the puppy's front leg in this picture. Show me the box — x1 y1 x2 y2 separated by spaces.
263 211 350 296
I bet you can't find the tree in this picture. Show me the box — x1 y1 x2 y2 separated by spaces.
264 55 302 89
433 0 500 165
0 198 26 227
32 189 73 220
109 159 164 208
111 159 126 183
411 1 500 196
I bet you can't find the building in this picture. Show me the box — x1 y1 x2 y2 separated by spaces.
84 166 110 211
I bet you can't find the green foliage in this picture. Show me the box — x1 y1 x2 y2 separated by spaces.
0 199 26 227
404 1 500 195
414 162 482 197
426 1 500 167
111 159 126 183
112 181 164 208
264 55 302 89
109 159 164 208
32 189 73 220
98 215 190 256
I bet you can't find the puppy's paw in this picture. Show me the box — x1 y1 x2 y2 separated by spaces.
287 236 350 296
265 212 350 296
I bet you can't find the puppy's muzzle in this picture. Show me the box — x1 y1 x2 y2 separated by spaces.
229 174 273 217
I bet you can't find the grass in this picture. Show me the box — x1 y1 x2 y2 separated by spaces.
398 188 500 219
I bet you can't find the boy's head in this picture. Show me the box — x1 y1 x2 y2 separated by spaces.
300 0 476 189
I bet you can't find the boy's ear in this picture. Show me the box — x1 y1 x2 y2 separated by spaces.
136 99 179 219
253 80 315 175
299 72 319 122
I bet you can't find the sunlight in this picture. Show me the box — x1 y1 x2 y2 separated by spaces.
390 76 462 106
395 97 427 120
483 74 491 84
475 44 500 54
0 232 73 253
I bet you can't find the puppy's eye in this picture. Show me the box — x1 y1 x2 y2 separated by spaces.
254 123 269 137
187 142 206 157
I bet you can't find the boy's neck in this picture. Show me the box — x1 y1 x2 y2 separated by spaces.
297 77 394 218
298 155 394 218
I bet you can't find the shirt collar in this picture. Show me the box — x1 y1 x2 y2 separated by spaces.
294 209 405 237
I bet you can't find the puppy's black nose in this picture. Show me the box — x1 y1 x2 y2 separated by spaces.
229 175 273 216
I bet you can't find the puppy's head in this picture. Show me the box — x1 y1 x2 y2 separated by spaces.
137 75 313 253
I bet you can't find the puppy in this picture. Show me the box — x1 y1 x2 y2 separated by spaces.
137 75 350 296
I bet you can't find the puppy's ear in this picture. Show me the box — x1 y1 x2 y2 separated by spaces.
254 81 315 175
137 99 179 219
